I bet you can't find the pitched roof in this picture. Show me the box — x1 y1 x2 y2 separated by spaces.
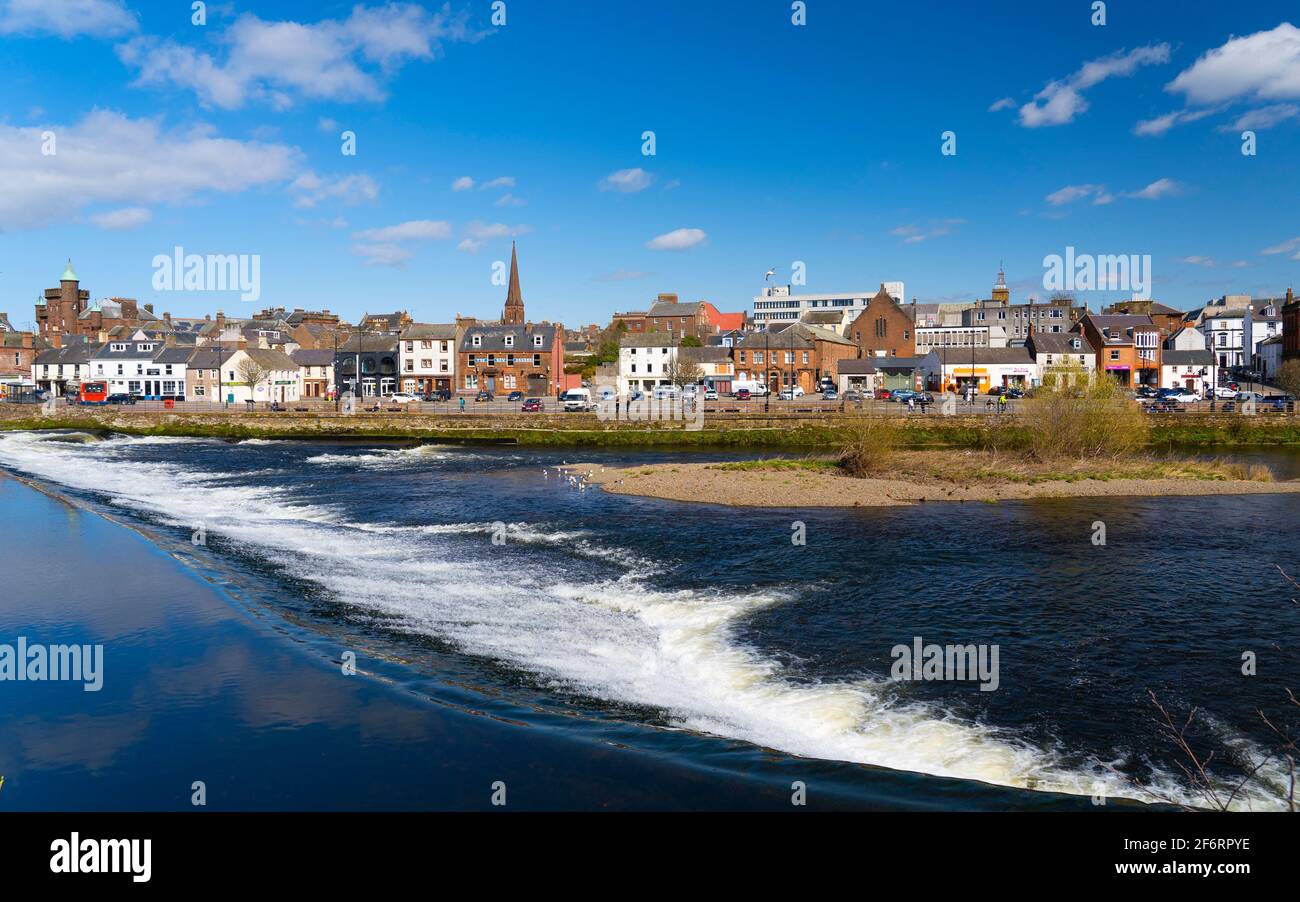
679 346 732 365
1161 350 1216 366
400 323 457 340
1028 332 1092 355
619 331 675 348
34 343 103 365
648 299 707 318
460 323 558 352
836 359 878 375
240 348 299 370
290 348 336 366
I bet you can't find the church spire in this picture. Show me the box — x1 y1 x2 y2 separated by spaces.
502 241 525 324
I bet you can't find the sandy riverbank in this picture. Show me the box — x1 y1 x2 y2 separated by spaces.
563 457 1300 508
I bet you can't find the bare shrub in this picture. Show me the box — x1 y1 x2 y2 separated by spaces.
838 415 899 477
1025 369 1149 459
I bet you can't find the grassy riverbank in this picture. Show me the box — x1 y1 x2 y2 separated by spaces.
2 406 1298 449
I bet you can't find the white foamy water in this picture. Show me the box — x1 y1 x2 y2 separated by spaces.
0 432 1288 809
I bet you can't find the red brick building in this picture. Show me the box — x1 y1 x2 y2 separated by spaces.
845 285 916 358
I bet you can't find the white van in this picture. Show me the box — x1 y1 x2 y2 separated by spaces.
562 388 594 411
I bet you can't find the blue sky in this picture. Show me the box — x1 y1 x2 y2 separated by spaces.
1 0 1298 328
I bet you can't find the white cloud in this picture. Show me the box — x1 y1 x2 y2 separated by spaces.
1222 103 1299 131
599 167 654 193
890 219 964 242
1127 177 1183 200
480 176 515 190
1166 23 1300 106
1261 236 1300 258
0 110 298 231
646 228 707 251
457 221 529 253
353 220 451 242
1180 255 1217 267
451 176 475 191
494 193 525 207
1018 44 1170 127
1133 106 1217 136
317 117 339 133
288 171 379 207
988 97 1015 112
90 207 152 231
1046 184 1107 206
351 243 412 267
117 3 482 110
0 0 136 38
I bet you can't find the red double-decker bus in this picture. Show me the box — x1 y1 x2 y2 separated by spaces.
78 381 109 405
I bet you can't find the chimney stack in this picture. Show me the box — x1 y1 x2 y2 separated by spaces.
52 333 63 349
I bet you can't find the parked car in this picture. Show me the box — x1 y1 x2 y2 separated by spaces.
388 392 419 404
842 390 864 402
507 391 524 402
423 390 452 402
703 388 718 401
1209 385 1237 400
1236 391 1266 404
821 389 839 401
562 388 595 411
475 390 494 402
521 398 544 412
1145 399 1185 413
1004 388 1025 399
1261 394 1295 411
629 390 646 401
892 390 917 404
734 388 751 400
106 393 135 405
874 388 892 401
1161 388 1201 403
913 392 935 405
776 386 805 400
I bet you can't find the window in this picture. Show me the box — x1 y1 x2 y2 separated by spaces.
440 341 448 353
468 354 477 367
421 341 432 350
420 359 432 369
532 354 541 366
404 360 414 371
472 334 482 347
755 352 764 364
1109 350 1120 361
406 342 414 353
507 354 515 367
440 360 448 372
874 317 888 338
533 334 543 347
465 374 478 389
504 334 514 347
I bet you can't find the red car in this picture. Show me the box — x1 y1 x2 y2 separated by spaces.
875 388 892 400
521 398 544 412
734 388 751 400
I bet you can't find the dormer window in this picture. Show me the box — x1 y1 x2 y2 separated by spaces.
110 343 127 352
139 344 154 352
504 334 514 347
533 334 543 347
472 334 482 347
